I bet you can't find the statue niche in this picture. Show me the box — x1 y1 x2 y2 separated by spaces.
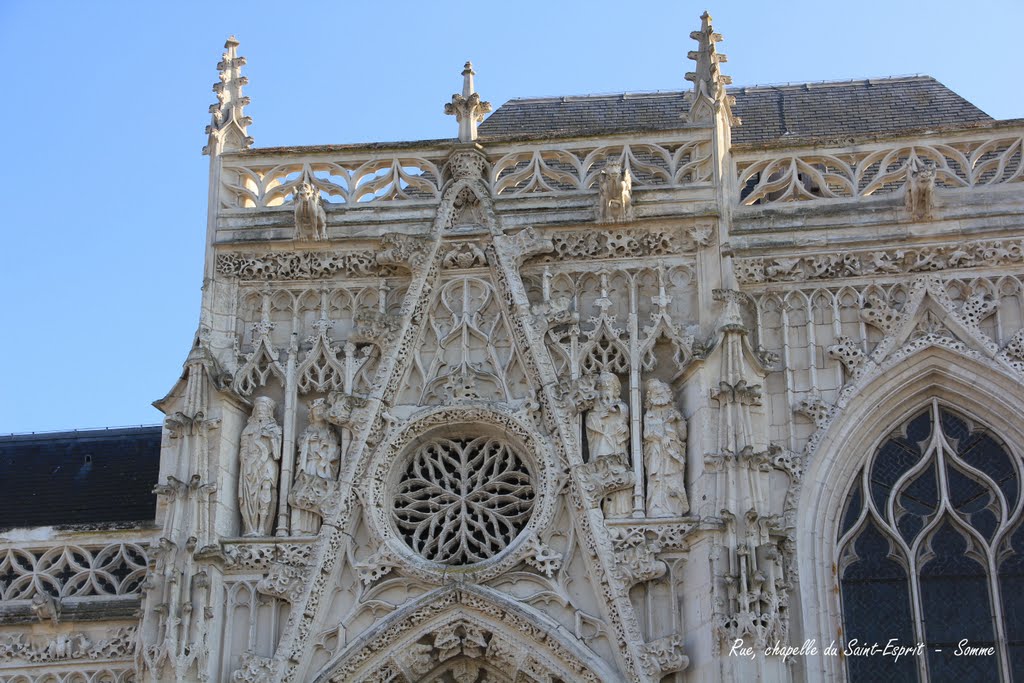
238 396 283 536
643 379 689 517
596 160 634 223
293 398 341 535
585 372 633 517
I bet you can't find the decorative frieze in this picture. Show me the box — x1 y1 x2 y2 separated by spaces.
0 627 135 664
216 250 384 280
735 238 1024 284
529 228 685 264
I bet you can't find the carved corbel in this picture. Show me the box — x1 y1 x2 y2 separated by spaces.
827 335 866 379
445 148 488 181
231 651 276 683
375 233 432 271
710 379 763 406
288 471 343 519
30 593 60 626
355 546 401 586
687 222 714 248
1001 328 1024 364
960 293 998 329
255 563 307 604
352 309 401 349
794 395 833 427
859 293 904 335
530 296 577 332
639 634 689 677
325 392 370 431
609 527 667 586
556 374 599 415
440 241 488 269
577 453 634 500
493 226 554 267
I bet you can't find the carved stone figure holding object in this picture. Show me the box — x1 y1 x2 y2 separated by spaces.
238 396 283 536
586 372 632 516
294 179 328 241
596 161 634 223
904 157 936 221
643 379 689 517
293 399 341 535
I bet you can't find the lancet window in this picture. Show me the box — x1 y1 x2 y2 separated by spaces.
837 399 1024 681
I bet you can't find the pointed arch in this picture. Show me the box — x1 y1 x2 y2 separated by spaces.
795 346 1024 681
310 584 616 683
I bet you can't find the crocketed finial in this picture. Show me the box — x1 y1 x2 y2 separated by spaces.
684 12 739 126
203 36 254 155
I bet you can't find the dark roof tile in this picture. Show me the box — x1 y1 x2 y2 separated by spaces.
0 427 161 530
478 76 992 144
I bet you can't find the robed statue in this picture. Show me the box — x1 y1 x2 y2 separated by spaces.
643 379 689 517
238 396 283 536
586 372 632 517
293 399 341 535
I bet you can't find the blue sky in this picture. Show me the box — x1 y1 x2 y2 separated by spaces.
1 1 1021 433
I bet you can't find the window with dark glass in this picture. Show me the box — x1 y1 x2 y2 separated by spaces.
837 400 1020 681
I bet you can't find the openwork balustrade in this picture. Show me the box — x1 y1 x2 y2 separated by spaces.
735 132 1024 205
217 137 713 210
0 543 148 602
488 140 711 195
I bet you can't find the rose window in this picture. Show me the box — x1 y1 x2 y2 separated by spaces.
392 436 535 565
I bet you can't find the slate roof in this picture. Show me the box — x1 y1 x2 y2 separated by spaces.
0 426 161 530
477 76 993 145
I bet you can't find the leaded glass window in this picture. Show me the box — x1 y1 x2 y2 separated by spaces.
837 400 1022 681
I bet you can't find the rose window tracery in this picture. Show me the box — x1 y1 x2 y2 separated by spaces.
391 436 535 565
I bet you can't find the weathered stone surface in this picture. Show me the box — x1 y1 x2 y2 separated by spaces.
4 16 1024 683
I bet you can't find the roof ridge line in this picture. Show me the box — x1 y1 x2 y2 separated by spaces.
498 74 931 104
0 424 163 439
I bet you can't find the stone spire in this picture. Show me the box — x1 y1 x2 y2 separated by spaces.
444 61 492 143
203 36 254 156
685 11 739 126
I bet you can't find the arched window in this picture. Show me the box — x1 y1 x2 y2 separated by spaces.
837 399 1023 681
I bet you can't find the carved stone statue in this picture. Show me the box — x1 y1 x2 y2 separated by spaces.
904 157 936 221
238 396 283 536
596 161 634 223
586 372 632 516
294 399 341 535
294 180 327 241
643 379 689 517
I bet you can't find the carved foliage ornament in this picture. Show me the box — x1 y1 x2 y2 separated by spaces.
735 238 1024 284
216 250 385 281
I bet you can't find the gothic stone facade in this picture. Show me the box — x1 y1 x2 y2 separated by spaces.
4 14 1024 683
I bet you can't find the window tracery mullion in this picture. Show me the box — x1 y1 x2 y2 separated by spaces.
985 541 1013 681
884 447 936 534
906 557 929 683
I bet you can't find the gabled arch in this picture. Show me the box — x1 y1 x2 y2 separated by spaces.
310 584 617 683
794 346 1024 682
